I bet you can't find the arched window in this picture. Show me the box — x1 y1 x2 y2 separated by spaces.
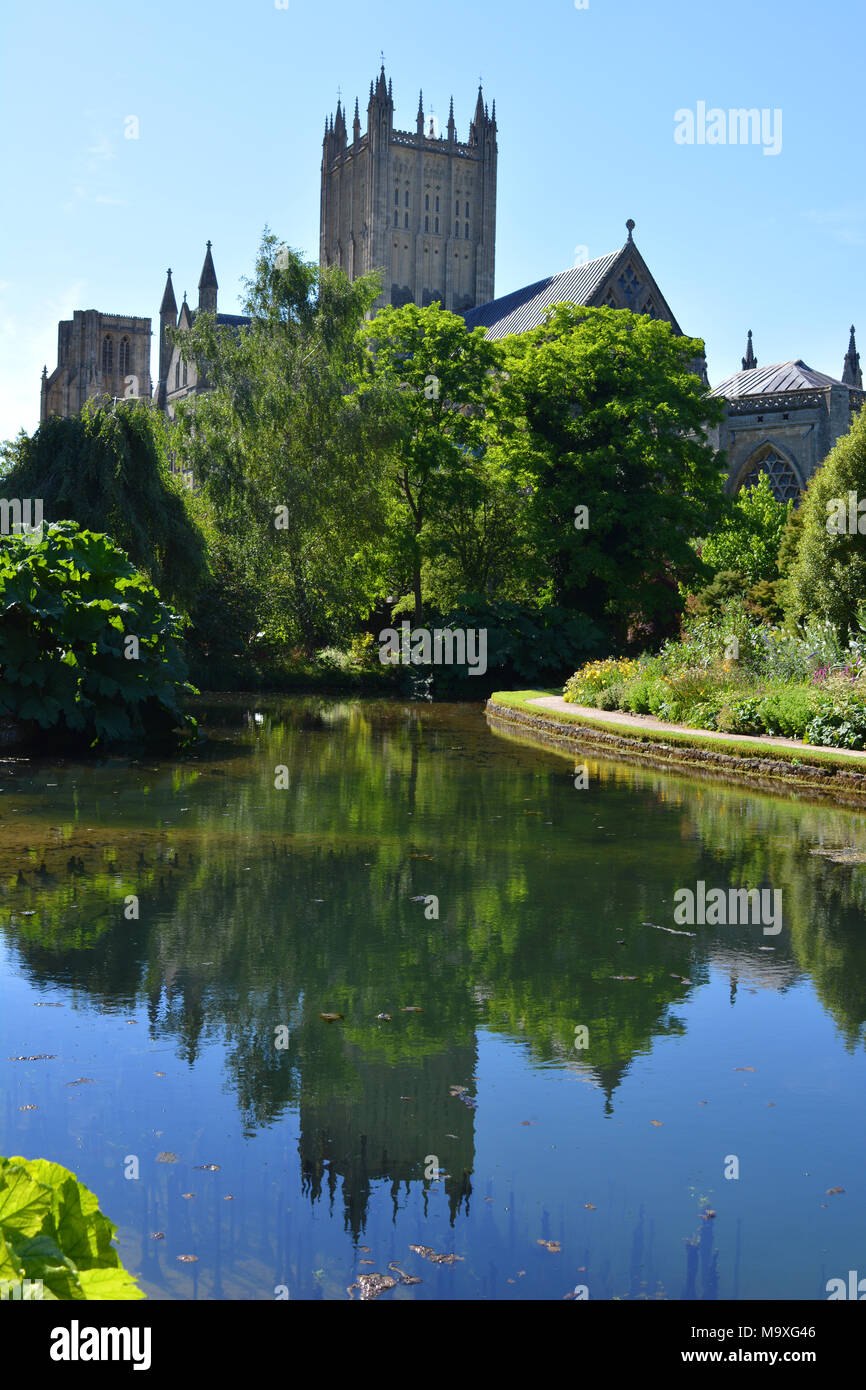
435 195 439 212
456 200 460 217
405 190 409 208
465 222 469 239
424 216 429 232
182 362 188 387
404 212 409 228
118 337 130 374
394 188 399 205
455 221 459 237
102 335 113 373
738 446 801 503
434 217 439 234
394 210 398 226
175 361 180 390
425 194 429 211
466 201 470 217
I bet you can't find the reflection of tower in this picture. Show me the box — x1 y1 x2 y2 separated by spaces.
297 1043 478 1239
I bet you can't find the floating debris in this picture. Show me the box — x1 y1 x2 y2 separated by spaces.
65 1078 95 1086
156 1152 178 1164
644 921 696 938
376 1013 392 1021
537 1239 562 1253
319 1012 343 1023
181 1193 195 1200
176 1255 198 1263
409 1245 464 1265
827 1187 845 1196
402 1006 424 1013
9 1054 55 1061
702 1209 717 1220
150 1232 165 1240
194 1164 220 1172
18 1105 38 1111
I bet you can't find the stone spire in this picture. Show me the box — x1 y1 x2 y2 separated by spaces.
742 329 757 371
352 96 361 143
447 95 455 142
159 268 177 316
417 89 424 136
842 325 862 389
198 241 218 314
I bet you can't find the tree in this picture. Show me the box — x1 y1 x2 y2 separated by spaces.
172 232 387 653
489 305 725 646
700 471 791 585
353 302 502 623
0 399 207 610
782 407 866 636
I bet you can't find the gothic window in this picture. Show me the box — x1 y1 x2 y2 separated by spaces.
456 200 460 216
604 289 617 308
394 210 398 227
642 298 657 319
102 335 113 373
182 362 188 387
455 221 459 237
739 446 801 503
435 217 439 234
119 337 130 374
424 216 429 232
617 265 641 300
405 190 409 208
435 195 439 212
175 361 180 390
465 222 469 239
466 202 470 217
394 188 399 205
404 212 409 228
425 194 429 211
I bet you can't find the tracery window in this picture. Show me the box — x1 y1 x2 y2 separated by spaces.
102 336 113 372
739 447 801 503
118 337 130 374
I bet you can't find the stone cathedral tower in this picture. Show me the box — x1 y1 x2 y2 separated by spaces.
320 66 497 313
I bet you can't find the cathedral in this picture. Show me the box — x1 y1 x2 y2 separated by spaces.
37 65 863 505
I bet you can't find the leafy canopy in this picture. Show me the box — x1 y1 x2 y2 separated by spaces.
700 471 792 586
0 399 207 610
490 304 725 643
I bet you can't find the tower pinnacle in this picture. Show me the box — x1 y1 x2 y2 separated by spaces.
742 329 757 371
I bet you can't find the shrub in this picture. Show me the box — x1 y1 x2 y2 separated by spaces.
805 695 866 750
715 697 765 735
563 657 638 705
757 686 827 739
0 1154 144 1300
0 522 195 746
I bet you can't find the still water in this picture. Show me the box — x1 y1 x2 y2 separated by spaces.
1 697 865 1300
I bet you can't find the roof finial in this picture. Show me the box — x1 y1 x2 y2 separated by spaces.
626 218 635 241
742 329 758 371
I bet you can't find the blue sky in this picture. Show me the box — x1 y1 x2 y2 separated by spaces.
0 0 863 440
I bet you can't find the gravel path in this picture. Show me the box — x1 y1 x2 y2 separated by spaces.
525 695 866 760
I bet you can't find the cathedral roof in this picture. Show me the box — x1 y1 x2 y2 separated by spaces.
710 359 857 398
462 251 621 338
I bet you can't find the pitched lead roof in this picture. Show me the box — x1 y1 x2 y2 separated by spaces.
710 359 854 398
462 250 621 338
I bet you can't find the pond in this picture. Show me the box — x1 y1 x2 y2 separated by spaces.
1 696 864 1301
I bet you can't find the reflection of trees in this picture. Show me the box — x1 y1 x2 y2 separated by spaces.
2 697 866 1236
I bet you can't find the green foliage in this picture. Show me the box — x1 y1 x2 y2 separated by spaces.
0 522 195 745
490 304 725 645
805 695 866 750
700 473 791 585
782 408 866 636
715 697 765 735
0 1154 144 1300
758 686 827 739
173 233 386 653
354 303 503 623
0 400 207 610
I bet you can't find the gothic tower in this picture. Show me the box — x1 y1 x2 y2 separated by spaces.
320 66 497 313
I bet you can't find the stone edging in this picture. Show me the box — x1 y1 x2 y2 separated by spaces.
485 698 866 805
